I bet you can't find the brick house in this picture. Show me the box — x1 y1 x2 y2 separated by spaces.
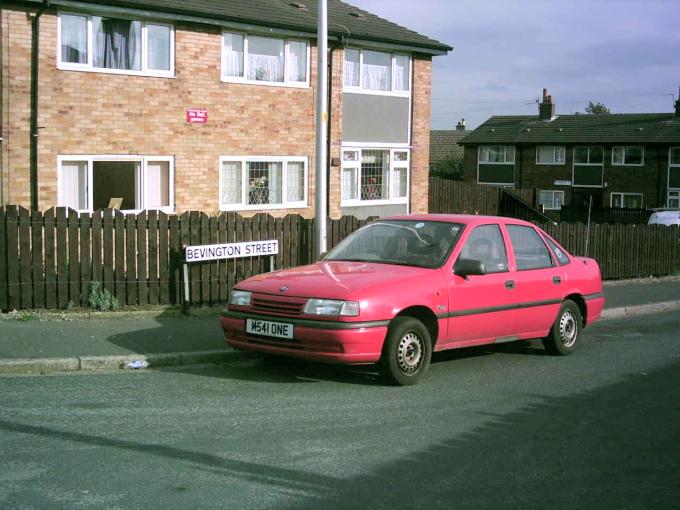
0 0 450 218
459 90 680 211
429 118 467 171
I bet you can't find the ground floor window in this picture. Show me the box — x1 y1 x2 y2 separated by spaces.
610 192 643 208
668 190 680 208
58 156 173 212
219 156 307 210
341 147 409 205
538 190 565 210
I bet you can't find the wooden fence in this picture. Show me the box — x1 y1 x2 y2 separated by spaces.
0 206 370 312
1 205 679 311
560 206 653 225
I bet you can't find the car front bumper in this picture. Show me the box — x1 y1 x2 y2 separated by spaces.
220 310 389 364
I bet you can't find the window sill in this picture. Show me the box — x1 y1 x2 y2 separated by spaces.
340 198 408 207
536 162 566 166
219 203 309 212
343 88 410 98
57 64 175 79
611 163 645 167
220 77 310 89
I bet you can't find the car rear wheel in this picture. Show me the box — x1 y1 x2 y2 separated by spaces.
542 300 582 355
380 317 432 386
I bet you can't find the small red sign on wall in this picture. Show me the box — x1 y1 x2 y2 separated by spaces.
186 109 208 124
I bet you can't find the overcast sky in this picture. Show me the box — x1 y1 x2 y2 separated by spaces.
348 0 680 129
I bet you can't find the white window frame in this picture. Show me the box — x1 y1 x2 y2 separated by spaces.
667 190 680 208
538 190 565 210
343 48 411 97
610 192 643 209
57 11 175 78
477 146 515 186
668 147 680 207
536 145 566 165
57 155 175 213
572 146 604 188
612 146 644 166
220 32 310 88
340 147 410 207
219 156 308 211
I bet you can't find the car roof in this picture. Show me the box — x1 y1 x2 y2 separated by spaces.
381 213 536 228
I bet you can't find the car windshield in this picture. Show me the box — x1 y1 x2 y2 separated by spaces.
326 220 464 268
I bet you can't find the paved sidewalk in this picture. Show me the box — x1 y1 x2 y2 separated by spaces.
0 277 678 374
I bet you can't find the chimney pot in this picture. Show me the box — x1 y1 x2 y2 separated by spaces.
539 89 556 120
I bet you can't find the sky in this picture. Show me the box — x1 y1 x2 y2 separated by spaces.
348 0 680 129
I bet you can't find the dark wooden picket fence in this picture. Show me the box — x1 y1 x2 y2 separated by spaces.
1 205 679 311
560 206 653 225
0 206 371 312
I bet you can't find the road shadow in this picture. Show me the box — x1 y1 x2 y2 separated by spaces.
2 360 677 509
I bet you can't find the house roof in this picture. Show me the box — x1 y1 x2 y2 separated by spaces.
430 130 468 162
460 113 680 145
20 0 452 54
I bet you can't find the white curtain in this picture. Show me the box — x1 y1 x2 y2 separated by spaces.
342 167 358 200
343 49 360 87
362 50 390 91
394 55 409 91
93 16 141 70
392 167 407 198
146 161 170 208
61 14 88 64
221 161 242 205
223 33 244 77
247 36 284 82
287 41 307 82
286 162 304 202
147 24 171 71
60 161 88 210
267 162 283 203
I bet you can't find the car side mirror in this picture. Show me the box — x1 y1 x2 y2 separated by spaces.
454 257 486 278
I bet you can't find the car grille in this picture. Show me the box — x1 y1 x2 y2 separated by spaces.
251 296 305 316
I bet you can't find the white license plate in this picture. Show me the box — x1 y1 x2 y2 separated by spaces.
246 319 294 340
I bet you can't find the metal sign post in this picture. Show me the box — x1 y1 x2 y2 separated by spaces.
183 240 279 305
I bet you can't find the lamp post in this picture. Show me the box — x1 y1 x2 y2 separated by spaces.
314 0 328 258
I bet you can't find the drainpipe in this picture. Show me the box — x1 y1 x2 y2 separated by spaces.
0 2 4 205
30 0 50 211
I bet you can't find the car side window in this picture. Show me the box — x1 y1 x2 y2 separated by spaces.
507 225 555 270
542 235 570 265
458 225 508 273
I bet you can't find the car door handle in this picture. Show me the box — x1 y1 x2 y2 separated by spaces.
505 280 515 290
553 276 561 285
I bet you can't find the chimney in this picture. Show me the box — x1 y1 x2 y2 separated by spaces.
675 86 680 116
456 118 466 131
539 88 556 120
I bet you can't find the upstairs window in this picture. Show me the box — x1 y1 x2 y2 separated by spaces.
222 33 309 86
573 146 604 187
343 49 410 94
58 12 174 76
536 146 565 165
669 148 680 190
479 146 515 164
612 146 644 166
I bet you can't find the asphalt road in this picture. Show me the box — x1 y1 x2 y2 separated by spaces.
1 312 679 509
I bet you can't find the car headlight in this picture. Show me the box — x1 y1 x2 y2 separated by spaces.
303 299 359 317
230 290 252 306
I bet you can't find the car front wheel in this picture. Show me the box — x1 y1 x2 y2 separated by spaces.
380 317 432 386
542 300 582 355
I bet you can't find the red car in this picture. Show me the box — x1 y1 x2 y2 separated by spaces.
220 215 604 385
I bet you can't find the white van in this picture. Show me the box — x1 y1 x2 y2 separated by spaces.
648 210 680 226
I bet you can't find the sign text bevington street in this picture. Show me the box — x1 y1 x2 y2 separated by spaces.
185 240 279 262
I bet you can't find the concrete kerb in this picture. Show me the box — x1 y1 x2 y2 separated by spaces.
600 300 680 321
0 350 232 375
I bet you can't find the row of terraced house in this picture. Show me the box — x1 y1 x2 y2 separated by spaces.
1 0 450 219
